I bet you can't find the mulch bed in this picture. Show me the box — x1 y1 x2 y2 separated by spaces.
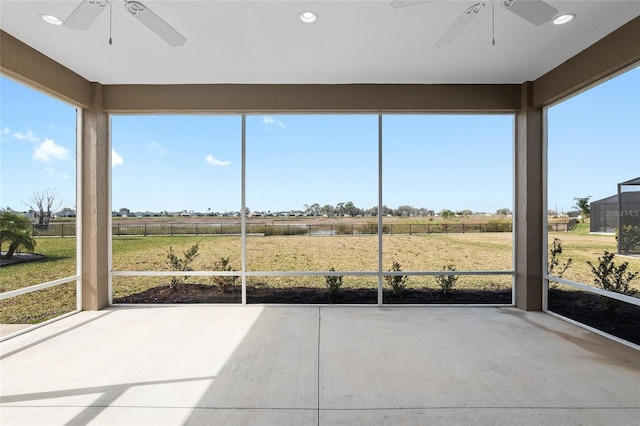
0 252 44 266
114 284 640 345
547 288 640 345
113 284 511 305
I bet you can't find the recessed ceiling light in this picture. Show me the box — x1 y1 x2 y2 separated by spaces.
299 11 318 24
41 14 63 26
553 14 576 25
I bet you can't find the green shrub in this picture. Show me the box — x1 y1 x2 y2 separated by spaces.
335 224 353 235
485 220 512 232
587 251 638 312
385 262 408 295
325 267 343 298
358 222 390 234
435 265 458 294
359 222 378 234
0 209 36 260
264 224 308 236
616 225 640 253
264 225 285 236
547 238 572 279
246 224 266 234
166 243 199 288
212 257 238 292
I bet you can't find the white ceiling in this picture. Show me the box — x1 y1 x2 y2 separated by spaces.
1 0 639 85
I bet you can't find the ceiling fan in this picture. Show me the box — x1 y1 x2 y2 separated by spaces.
391 0 559 47
64 0 186 47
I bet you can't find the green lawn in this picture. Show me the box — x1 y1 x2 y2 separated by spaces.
0 237 76 293
2 228 639 325
1 237 77 325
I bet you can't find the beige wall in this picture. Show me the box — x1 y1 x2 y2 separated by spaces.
3 18 639 112
0 31 91 108
534 17 640 107
102 84 520 113
514 83 544 311
1 18 638 311
80 83 110 310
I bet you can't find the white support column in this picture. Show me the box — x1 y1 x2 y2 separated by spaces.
378 114 383 305
241 115 247 304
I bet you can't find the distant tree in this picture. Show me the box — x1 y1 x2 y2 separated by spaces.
495 208 512 217
396 205 414 217
440 209 454 219
381 205 394 216
415 207 432 217
25 188 61 227
343 201 359 217
303 203 321 216
459 209 473 218
320 204 334 217
573 196 592 223
0 209 37 260
365 206 378 216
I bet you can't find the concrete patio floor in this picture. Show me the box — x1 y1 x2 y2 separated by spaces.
1 306 639 425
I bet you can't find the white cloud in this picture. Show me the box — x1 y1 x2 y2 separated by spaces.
262 116 285 128
14 129 40 142
112 149 124 167
205 155 231 167
148 142 166 155
33 139 69 163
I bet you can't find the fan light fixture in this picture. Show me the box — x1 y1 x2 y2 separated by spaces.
299 11 318 23
392 0 563 47
62 0 186 47
41 14 63 25
553 14 575 25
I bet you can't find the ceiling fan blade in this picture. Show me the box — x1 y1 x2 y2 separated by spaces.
124 1 186 47
435 2 485 47
501 0 558 26
390 0 439 10
64 0 109 30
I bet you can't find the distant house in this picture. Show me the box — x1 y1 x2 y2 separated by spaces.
57 208 76 218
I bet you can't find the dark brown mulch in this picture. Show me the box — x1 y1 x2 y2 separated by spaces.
113 284 511 305
114 284 242 304
383 288 512 304
113 284 639 345
248 286 378 304
547 288 640 345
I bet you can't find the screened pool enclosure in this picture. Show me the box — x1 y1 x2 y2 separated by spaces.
617 177 640 255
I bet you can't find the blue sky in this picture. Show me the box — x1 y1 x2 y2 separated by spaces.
1 67 638 214
547 67 640 213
